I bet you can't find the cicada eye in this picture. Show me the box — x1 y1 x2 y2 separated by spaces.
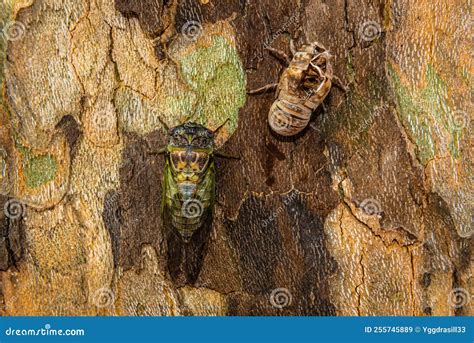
172 133 188 146
193 137 210 147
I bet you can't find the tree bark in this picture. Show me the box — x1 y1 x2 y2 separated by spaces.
0 0 472 316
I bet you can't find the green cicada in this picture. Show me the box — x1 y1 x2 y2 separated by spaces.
161 122 216 242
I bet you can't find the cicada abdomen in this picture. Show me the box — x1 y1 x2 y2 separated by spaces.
249 41 345 136
161 122 215 242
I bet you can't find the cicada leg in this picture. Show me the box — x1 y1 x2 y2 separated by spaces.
214 151 240 160
145 141 167 155
247 83 278 95
149 147 166 155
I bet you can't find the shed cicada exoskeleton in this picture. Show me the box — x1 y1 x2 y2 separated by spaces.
155 122 236 243
249 40 347 136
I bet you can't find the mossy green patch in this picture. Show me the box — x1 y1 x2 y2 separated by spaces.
116 33 246 138
178 36 246 133
388 64 463 164
18 145 58 189
346 51 355 83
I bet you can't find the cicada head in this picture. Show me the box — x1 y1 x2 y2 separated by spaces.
286 41 333 94
166 122 215 181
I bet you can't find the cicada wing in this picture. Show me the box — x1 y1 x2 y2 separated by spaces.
161 160 176 230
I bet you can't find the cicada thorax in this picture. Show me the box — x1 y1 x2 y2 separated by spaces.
269 42 334 136
162 123 215 242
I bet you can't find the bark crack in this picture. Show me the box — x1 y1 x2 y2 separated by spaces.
354 252 365 316
407 245 416 313
343 0 356 50
341 199 418 249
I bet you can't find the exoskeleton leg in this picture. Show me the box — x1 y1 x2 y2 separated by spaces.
321 102 329 113
312 41 328 52
290 38 297 57
310 63 325 79
265 46 291 66
332 75 349 92
290 27 303 56
247 83 278 95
